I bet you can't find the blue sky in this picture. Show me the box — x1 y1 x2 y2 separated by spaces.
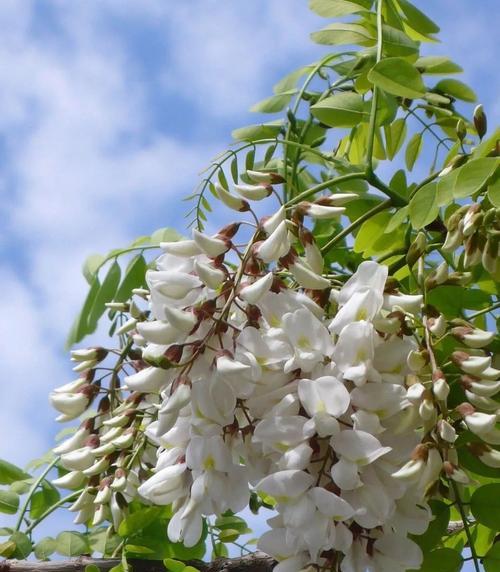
0 1 498 566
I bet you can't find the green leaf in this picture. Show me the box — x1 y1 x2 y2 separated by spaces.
384 117 407 159
164 558 186 572
368 57 425 99
435 78 476 102
87 261 121 332
214 515 249 532
410 500 450 552
251 90 296 114
273 65 312 94
34 537 57 560
0 539 16 558
9 479 32 495
311 92 367 127
471 484 500 530
385 205 409 233
118 507 165 537
150 227 182 243
66 276 101 348
397 0 440 34
453 157 499 199
218 529 240 543
409 181 438 228
472 523 496 558
309 0 372 18
0 459 30 485
0 490 20 514
30 482 60 519
85 566 101 572
484 541 500 572
405 132 423 171
10 531 32 559
488 177 500 207
416 56 462 75
428 286 491 318
56 531 90 557
354 211 405 256
311 23 375 46
212 542 229 558
232 120 283 142
113 255 147 304
82 253 105 285
409 548 462 572
382 24 419 56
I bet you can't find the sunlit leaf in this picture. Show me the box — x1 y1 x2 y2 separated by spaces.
368 57 425 99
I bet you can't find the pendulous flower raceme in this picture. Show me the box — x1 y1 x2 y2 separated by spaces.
49 171 499 572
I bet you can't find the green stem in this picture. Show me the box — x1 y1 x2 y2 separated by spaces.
365 0 384 176
468 301 500 320
409 170 441 199
320 199 392 254
286 172 366 207
367 171 407 207
450 480 481 572
283 52 355 201
15 456 60 532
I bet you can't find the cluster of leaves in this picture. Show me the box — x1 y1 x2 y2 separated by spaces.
0 456 257 567
1 1 499 571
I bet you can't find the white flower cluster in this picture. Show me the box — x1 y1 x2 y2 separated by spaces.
50 177 500 572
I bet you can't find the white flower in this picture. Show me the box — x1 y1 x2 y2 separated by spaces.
49 392 89 420
333 321 379 386
192 229 228 257
124 367 170 393
239 272 274 304
138 463 188 505
282 309 334 372
298 376 350 418
256 221 290 263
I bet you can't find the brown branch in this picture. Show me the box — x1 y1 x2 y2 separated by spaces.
1 554 275 572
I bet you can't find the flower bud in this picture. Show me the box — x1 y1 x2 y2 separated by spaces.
433 372 450 401
92 504 109 526
239 272 274 304
69 489 95 512
287 259 331 290
52 470 86 490
215 183 250 212
473 104 487 139
427 314 446 337
313 193 357 206
83 456 110 476
256 221 290 263
297 202 345 219
482 235 499 274
72 359 98 373
437 420 457 443
261 206 286 235
452 351 491 375
115 317 137 337
234 183 272 201
443 461 470 484
73 504 95 525
452 326 494 349
50 392 89 420
456 118 466 141
407 351 428 373
160 240 201 257
194 259 225 290
406 232 426 267
192 229 229 258
425 261 449 290
469 442 500 468
442 229 463 253
246 170 284 185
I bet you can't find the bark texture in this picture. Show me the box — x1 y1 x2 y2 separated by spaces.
0 554 275 572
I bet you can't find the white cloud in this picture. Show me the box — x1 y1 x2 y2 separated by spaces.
159 0 323 116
